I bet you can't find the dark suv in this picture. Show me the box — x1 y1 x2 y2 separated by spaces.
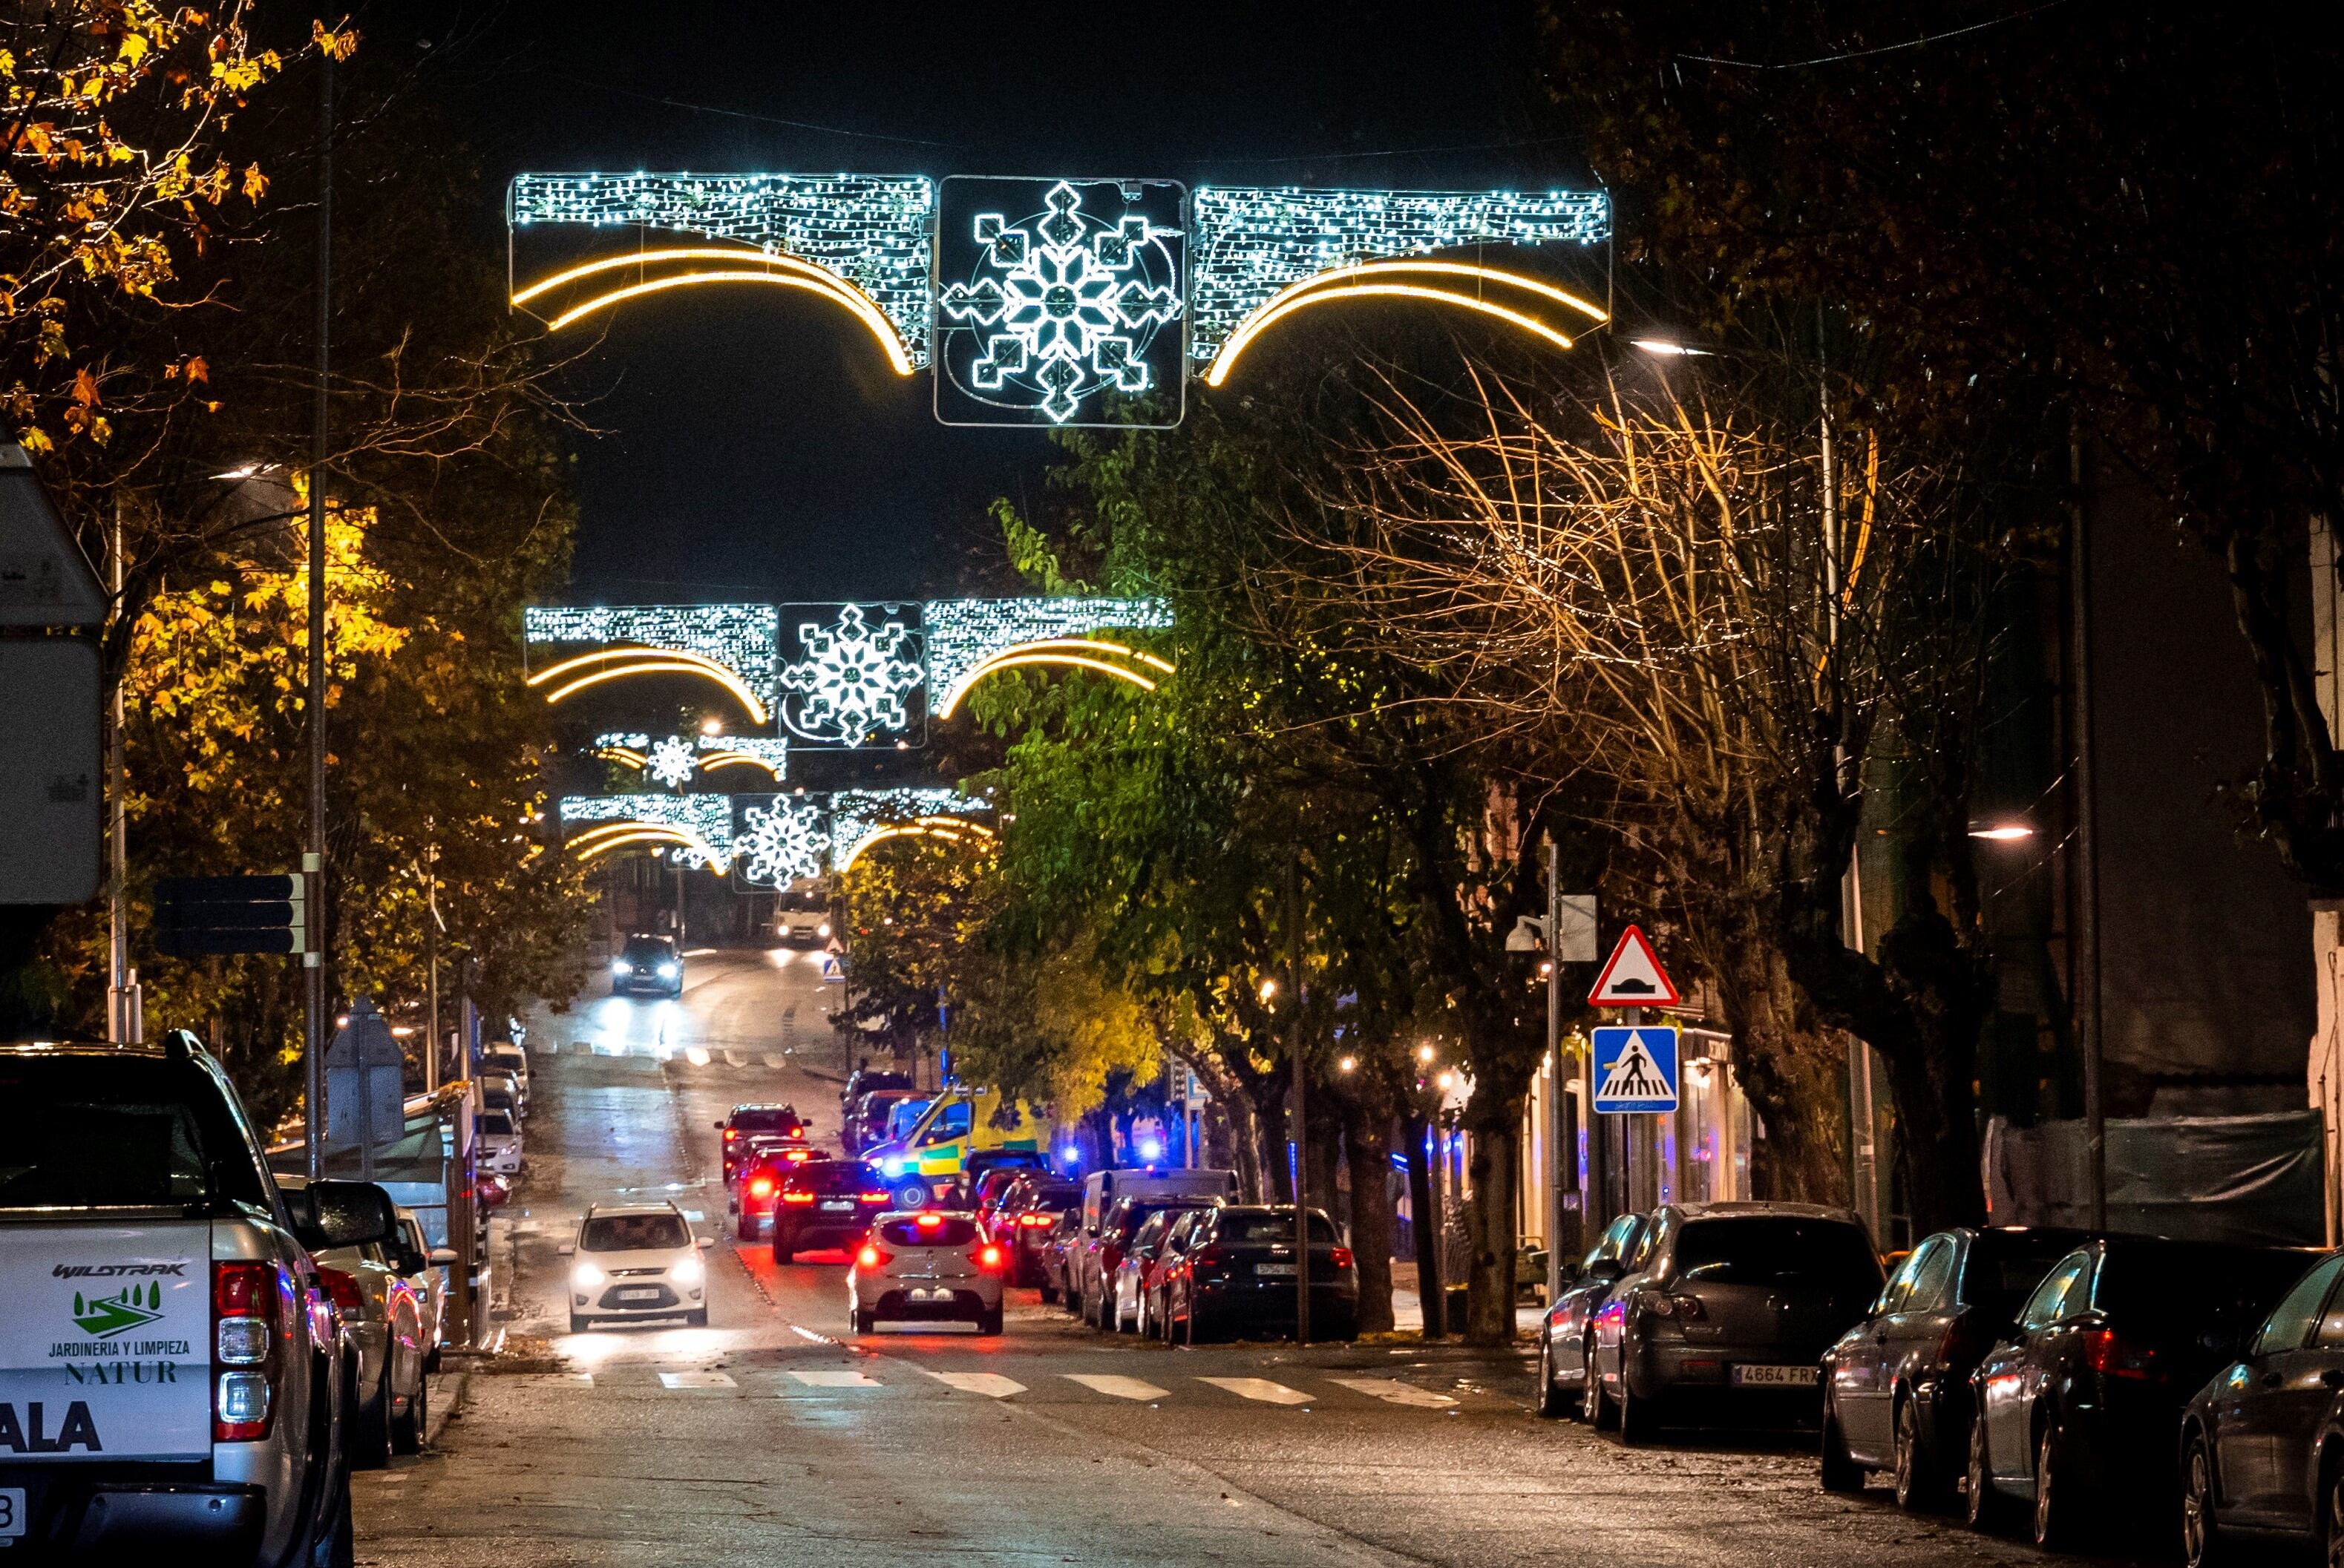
609 934 683 997
718 1103 807 1184
770 1161 890 1263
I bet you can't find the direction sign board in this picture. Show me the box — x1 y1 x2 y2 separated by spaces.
152 873 309 956
1588 925 1680 1008
1591 1026 1680 1114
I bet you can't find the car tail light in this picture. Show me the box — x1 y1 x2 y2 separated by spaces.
1330 1246 1354 1271
857 1245 889 1268
748 1175 776 1198
316 1266 365 1315
2081 1326 2161 1381
916 1213 943 1230
724 1129 739 1141
976 1244 1004 1271
215 1261 286 1442
1019 1212 1053 1227
860 1191 890 1204
1670 1294 1706 1321
783 1148 813 1164
781 1190 816 1204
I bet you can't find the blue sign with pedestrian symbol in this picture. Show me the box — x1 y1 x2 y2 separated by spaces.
1591 1026 1680 1114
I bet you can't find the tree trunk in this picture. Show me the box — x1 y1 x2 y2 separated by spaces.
1461 1085 1525 1347
1343 1100 1396 1334
1715 922 1849 1205
1401 1107 1445 1338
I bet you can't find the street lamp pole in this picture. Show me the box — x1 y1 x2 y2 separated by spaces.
1288 850 1310 1345
303 50 333 1181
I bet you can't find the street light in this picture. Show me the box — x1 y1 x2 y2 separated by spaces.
1257 977 1278 1004
1969 822 2034 842
1631 338 1713 357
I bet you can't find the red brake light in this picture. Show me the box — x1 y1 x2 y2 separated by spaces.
316 1265 365 1314
748 1175 776 1198
215 1259 274 1316
1330 1246 1354 1271
916 1212 942 1228
724 1129 738 1141
857 1244 887 1267
215 1260 284 1443
781 1190 816 1204
1019 1213 1052 1227
2081 1326 2160 1381
977 1244 1004 1270
784 1148 813 1164
859 1191 890 1204
1190 1247 1223 1269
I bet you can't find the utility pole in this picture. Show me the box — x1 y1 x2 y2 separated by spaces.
2070 431 2106 1230
425 836 442 1094
106 497 138 1043
1545 842 1565 1306
1289 850 1310 1345
302 48 333 1182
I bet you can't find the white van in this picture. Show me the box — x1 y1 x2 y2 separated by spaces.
1080 1167 1239 1236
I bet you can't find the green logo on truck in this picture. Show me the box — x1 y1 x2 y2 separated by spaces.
71 1282 164 1338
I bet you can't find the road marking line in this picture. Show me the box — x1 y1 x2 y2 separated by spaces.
1198 1377 1312 1406
923 1371 1026 1398
788 1368 880 1388
1324 1377 1456 1408
657 1371 735 1389
1064 1374 1170 1401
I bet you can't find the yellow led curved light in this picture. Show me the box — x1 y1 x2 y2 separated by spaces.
570 821 731 873
593 747 649 769
524 258 914 375
697 751 785 778
529 648 773 726
934 643 1170 718
1205 261 1603 387
835 821 1001 874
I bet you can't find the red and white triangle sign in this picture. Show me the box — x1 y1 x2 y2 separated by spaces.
1588 925 1680 1008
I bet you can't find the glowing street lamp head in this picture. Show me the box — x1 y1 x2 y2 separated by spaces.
1970 823 2034 842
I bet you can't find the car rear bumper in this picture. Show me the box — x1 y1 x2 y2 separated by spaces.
1194 1279 1359 1331
0 1467 265 1558
775 1218 880 1253
870 1287 995 1320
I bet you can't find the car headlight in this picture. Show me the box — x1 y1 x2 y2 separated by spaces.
816 922 831 938
572 1263 606 1290
612 959 630 976
670 1254 704 1287
881 1158 906 1177
657 961 680 979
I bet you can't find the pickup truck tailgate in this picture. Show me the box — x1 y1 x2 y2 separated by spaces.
0 1222 212 1461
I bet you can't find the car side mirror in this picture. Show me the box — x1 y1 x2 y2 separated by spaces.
1588 1258 1625 1283
557 1242 576 1257
396 1247 430 1276
713 1121 725 1130
287 1178 402 1252
428 1247 457 1267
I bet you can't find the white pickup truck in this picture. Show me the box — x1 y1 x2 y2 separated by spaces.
0 1032 391 1564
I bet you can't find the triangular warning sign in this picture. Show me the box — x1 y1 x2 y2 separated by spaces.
1597 1032 1670 1100
1588 925 1680 1007
0 446 105 627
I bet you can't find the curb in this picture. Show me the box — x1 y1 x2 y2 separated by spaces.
422 1369 468 1449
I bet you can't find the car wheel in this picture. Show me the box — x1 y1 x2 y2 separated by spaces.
1536 1336 1570 1420
1618 1374 1660 1446
978 1306 1004 1336
2033 1417 2086 1549
390 1365 426 1455
2322 1464 2344 1568
773 1238 794 1264
687 1308 709 1328
1819 1409 1865 1492
304 1454 355 1568
1965 1406 2012 1532
894 1179 931 1210
854 1308 875 1335
350 1366 394 1470
2182 1434 2230 1567
1039 1278 1059 1305
569 1312 588 1334
1893 1394 1948 1512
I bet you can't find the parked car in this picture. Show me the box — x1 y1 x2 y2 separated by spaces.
475 1108 521 1174
772 1159 891 1263
0 1034 364 1561
563 1201 716 1331
717 1103 807 1184
482 1039 528 1100
1587 1201 1883 1443
1142 1208 1217 1339
2178 1247 2344 1564
967 1152 1051 1215
395 1209 457 1374
479 1070 523 1124
994 1176 1083 1286
1818 1224 2086 1507
1965 1235 2316 1549
1039 1207 1084 1305
1071 1195 1186 1328
278 1174 432 1465
850 1211 1005 1334
1537 1210 1654 1418
609 933 684 997
839 1065 911 1129
1157 1204 1358 1343
1109 1209 1182 1334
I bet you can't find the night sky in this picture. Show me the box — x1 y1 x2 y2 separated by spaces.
377 0 1583 606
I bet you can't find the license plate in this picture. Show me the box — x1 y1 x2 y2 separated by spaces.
1 1486 24 1541
1732 1364 1819 1388
617 1287 663 1302
1256 1262 1297 1277
819 1201 852 1212
909 1287 949 1302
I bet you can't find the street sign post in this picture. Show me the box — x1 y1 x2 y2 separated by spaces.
1591 1026 1681 1114
324 997 404 1182
152 873 310 956
1588 925 1680 1008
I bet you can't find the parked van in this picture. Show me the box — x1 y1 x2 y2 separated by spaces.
1081 1167 1240 1234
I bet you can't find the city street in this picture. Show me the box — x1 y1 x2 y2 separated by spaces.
351 950 2132 1568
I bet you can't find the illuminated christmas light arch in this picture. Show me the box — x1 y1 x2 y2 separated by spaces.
933 638 1173 718
561 794 736 872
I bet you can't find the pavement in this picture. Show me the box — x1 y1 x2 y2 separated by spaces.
350 947 2149 1567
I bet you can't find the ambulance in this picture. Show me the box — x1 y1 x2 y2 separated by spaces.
862 1084 1054 1209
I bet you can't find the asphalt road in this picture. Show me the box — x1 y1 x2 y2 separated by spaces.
351 948 2148 1568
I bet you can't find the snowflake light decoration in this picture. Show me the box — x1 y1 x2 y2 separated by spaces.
779 603 925 745
738 799 828 887
936 178 1185 426
645 736 697 789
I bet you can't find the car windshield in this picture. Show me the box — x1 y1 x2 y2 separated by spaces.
731 1108 802 1136
582 1213 690 1251
1032 1184 1081 1209
886 1101 932 1138
879 1217 979 1247
0 1054 263 1212
620 938 675 962
478 1112 514 1135
1672 1218 1882 1292
1217 1211 1338 1245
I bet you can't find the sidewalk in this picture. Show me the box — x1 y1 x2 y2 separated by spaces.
1389 1284 1545 1336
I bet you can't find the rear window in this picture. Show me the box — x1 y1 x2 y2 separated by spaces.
790 1162 882 1194
1215 1211 1338 1245
583 1213 690 1251
2093 1245 2317 1329
730 1108 803 1136
1963 1233 2089 1311
880 1217 978 1247
0 1054 269 1215
1033 1184 1082 1208
1672 1218 1883 1292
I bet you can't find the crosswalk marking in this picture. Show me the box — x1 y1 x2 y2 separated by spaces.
657 1371 735 1389
1324 1377 1456 1408
924 1371 1026 1398
788 1368 880 1388
1198 1377 1312 1406
1064 1374 1170 1401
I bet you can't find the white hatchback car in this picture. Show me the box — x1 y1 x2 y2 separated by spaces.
476 1108 522 1173
850 1210 1004 1335
563 1201 716 1331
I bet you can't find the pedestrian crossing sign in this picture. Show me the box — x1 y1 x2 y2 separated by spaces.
1591 1026 1680 1114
